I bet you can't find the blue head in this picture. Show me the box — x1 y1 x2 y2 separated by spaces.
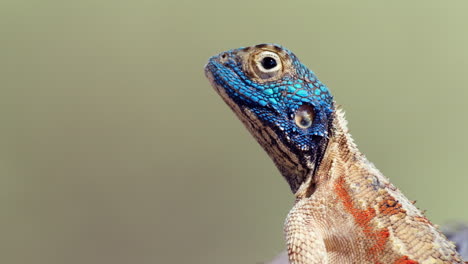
205 44 335 193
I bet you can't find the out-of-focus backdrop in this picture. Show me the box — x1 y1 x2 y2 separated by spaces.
2 1 468 263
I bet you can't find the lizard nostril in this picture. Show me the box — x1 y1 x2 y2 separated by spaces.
220 53 228 60
219 52 229 64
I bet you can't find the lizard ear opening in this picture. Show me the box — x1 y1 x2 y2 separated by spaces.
294 105 315 129
251 51 283 80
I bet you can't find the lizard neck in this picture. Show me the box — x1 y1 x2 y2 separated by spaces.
295 106 369 198
291 106 465 263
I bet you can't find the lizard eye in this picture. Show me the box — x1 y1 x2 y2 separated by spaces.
294 105 314 129
252 51 283 80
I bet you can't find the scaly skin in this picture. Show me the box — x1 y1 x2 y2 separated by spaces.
205 44 465 264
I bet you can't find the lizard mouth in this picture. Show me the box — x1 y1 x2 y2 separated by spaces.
205 56 266 111
204 64 228 99
205 60 263 130
204 63 242 113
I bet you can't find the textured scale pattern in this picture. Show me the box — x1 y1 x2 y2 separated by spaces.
205 44 465 264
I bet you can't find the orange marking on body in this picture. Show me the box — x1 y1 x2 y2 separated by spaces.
369 229 390 255
334 176 389 261
378 196 406 216
394 256 419 264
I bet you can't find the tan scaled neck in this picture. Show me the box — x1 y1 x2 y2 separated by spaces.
295 106 377 199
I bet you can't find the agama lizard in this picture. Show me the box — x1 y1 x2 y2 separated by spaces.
205 44 466 264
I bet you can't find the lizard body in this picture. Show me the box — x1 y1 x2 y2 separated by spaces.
204 44 465 264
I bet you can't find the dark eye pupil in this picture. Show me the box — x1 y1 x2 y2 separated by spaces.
261 57 277 70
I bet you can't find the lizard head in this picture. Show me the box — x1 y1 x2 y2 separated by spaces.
205 44 334 194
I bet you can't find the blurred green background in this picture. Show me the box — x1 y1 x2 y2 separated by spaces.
2 0 468 263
